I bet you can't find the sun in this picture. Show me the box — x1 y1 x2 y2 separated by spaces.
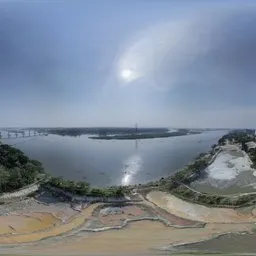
118 68 140 83
121 69 133 80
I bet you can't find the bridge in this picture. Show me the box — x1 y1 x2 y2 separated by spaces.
0 129 47 140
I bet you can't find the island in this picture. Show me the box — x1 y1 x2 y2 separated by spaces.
33 127 202 140
89 129 201 140
35 127 170 137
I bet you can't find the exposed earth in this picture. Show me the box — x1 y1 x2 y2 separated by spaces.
191 144 256 194
0 189 255 256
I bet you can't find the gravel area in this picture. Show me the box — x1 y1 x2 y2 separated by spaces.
0 198 38 216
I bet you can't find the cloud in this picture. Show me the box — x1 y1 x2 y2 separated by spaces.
118 6 256 94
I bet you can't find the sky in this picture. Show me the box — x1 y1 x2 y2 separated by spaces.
1 0 256 128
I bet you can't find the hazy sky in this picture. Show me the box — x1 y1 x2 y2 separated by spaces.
1 0 256 128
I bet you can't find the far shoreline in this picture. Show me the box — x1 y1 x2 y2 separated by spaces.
89 130 201 140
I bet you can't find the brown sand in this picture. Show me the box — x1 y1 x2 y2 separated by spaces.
0 213 58 235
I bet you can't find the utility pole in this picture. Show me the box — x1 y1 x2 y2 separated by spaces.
135 123 138 150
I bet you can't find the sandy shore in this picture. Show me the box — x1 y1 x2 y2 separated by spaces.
146 191 256 223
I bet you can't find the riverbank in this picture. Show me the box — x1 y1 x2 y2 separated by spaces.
89 130 201 140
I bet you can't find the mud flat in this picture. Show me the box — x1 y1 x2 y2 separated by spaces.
146 191 256 223
177 231 256 253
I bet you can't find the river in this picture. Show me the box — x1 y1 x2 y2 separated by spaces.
1 130 227 187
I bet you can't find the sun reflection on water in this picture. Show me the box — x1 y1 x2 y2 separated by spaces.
121 155 142 186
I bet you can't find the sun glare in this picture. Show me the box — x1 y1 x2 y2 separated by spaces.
121 69 132 79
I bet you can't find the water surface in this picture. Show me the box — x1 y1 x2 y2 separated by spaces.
1 130 227 187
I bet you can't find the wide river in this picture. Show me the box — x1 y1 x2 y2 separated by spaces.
1 130 227 187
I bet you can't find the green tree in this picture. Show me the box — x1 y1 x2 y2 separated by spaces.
0 168 10 192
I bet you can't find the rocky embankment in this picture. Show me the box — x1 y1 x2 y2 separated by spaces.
0 183 40 202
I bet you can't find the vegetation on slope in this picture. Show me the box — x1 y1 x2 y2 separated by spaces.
170 184 256 207
218 130 254 145
156 157 210 191
0 143 44 193
47 176 125 197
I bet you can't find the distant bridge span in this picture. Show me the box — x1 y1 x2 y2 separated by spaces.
0 129 47 140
